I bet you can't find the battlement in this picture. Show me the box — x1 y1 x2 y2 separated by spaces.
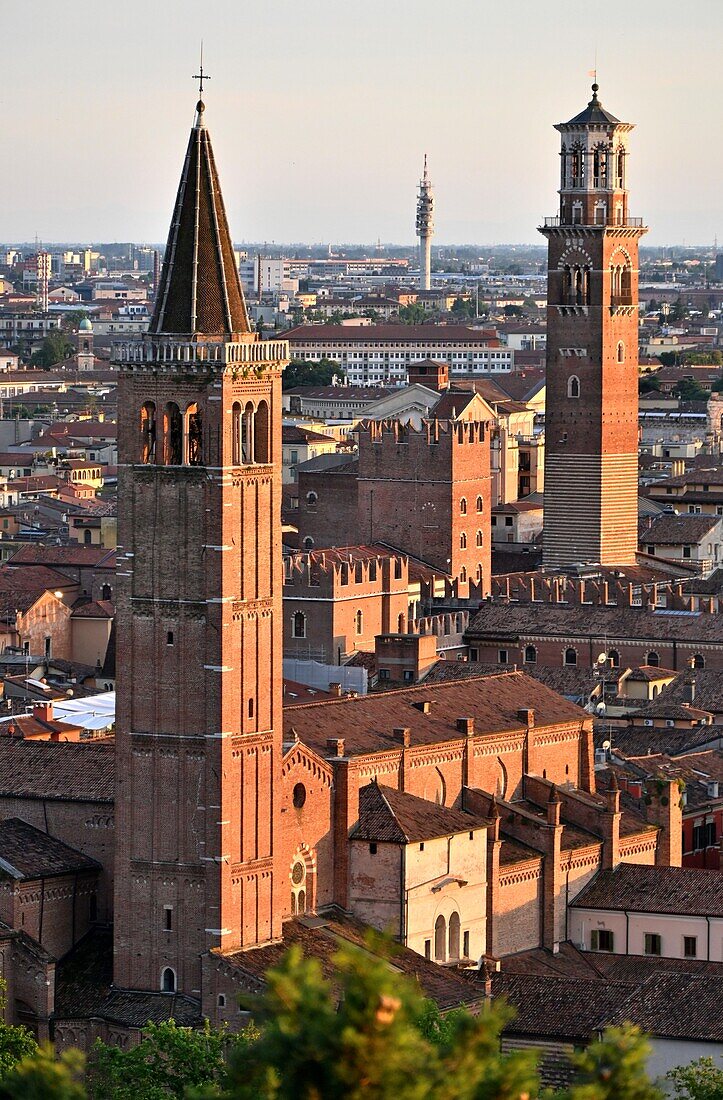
283 546 408 595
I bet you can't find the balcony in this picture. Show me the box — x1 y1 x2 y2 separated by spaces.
542 216 644 229
112 337 290 369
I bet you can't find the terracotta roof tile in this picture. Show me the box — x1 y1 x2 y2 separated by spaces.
0 739 115 802
572 864 723 917
351 783 484 843
284 671 586 759
0 818 99 879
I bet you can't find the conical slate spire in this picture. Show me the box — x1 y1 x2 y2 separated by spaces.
150 98 250 338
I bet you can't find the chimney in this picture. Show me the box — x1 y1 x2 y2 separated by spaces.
517 708 535 727
326 737 345 757
707 779 720 800
328 682 342 697
547 785 562 825
33 701 53 723
456 717 475 735
413 700 432 714
683 676 696 704
393 727 411 747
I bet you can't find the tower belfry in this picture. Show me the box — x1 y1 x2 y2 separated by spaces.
540 84 646 568
416 154 434 291
113 84 288 1002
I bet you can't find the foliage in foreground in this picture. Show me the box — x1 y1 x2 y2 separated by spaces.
0 940 716 1097
666 1056 723 1099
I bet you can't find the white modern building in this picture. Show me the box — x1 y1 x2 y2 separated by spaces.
284 323 514 385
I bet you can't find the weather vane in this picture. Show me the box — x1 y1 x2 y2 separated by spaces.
193 42 210 97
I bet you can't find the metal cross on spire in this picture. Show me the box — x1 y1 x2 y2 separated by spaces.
192 42 210 97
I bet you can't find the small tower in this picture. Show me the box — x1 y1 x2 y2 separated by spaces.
76 317 94 372
540 84 647 567
112 85 288 1002
416 155 434 291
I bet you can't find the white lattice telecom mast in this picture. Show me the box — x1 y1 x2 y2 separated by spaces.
416 155 434 291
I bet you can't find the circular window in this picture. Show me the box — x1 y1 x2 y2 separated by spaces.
291 860 305 885
293 782 307 809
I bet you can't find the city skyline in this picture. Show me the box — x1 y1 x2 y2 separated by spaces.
3 0 723 247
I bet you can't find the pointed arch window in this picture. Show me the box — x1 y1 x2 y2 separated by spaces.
163 403 182 465
161 967 176 993
460 498 467 515
617 342 625 363
647 651 659 667
355 609 363 635
140 401 156 464
476 495 483 513
460 532 467 550
232 402 242 465
567 376 581 399
185 403 203 466
292 612 306 639
242 403 255 463
254 400 270 464
476 530 483 547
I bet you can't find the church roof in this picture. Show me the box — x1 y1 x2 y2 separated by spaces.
351 782 484 844
563 84 621 127
150 99 250 338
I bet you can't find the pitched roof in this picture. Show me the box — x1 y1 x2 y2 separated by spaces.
572 864 723 917
150 100 250 338
0 818 99 879
351 782 482 843
639 513 720 545
285 324 498 345
466 602 723 646
283 670 586 759
7 545 110 568
0 739 115 802
219 908 481 1011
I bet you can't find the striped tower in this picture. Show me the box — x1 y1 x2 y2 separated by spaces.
540 84 646 568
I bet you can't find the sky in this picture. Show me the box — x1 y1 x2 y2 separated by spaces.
3 0 722 247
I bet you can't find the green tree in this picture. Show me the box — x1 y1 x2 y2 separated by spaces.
0 1044 85 1099
30 332 74 369
672 379 709 402
398 304 427 325
0 979 38 1081
451 297 475 319
667 1056 723 1100
557 1026 662 1100
639 374 661 394
87 1019 246 1099
282 358 342 390
213 939 540 1100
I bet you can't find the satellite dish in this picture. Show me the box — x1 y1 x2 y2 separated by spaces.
596 702 607 715
602 740 611 751
597 653 607 665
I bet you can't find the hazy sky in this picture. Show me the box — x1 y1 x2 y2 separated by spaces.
3 0 722 246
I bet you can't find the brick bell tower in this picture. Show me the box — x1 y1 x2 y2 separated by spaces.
113 87 288 1001
540 84 646 568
